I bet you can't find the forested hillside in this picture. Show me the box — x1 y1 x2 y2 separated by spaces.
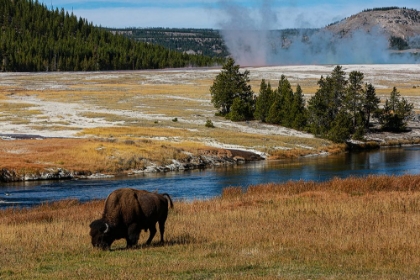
110 28 319 60
110 28 230 59
0 0 219 72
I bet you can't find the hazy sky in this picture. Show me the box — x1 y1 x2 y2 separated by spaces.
41 0 420 29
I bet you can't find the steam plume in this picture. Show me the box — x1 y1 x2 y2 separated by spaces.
216 1 418 66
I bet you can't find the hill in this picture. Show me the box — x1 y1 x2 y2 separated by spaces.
109 28 230 59
0 0 219 72
326 7 420 50
114 8 420 64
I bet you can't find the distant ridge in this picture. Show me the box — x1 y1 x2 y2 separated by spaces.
325 7 420 49
108 28 230 59
114 7 420 60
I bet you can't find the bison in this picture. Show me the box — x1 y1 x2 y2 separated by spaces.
89 188 173 250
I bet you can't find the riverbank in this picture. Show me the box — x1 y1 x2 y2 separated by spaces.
0 137 266 182
1 174 420 279
2 124 420 182
1 66 419 182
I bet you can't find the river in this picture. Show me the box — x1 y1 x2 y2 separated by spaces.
1 147 420 209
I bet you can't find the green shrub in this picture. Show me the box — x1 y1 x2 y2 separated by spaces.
205 119 215 128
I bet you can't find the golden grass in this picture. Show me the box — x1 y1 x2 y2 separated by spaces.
3 127 335 177
0 137 217 175
1 175 420 279
0 102 43 118
79 126 192 139
86 126 337 165
80 126 333 154
380 138 420 147
268 143 346 159
0 68 418 177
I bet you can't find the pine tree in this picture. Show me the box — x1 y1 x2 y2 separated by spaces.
210 58 254 120
388 86 400 111
380 87 414 131
229 97 254 121
254 79 273 122
362 83 380 129
307 76 335 136
343 71 364 130
330 65 347 108
267 75 291 125
281 76 295 127
327 111 352 143
290 84 307 130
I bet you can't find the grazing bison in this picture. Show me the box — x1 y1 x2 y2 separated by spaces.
89 188 173 250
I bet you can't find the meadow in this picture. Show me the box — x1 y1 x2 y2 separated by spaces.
1 65 420 176
1 175 420 279
1 65 420 278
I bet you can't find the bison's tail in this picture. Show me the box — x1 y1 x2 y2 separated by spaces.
162 193 174 209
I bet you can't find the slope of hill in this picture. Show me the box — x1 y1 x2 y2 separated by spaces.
0 0 218 72
110 28 230 59
116 8 420 65
326 7 420 50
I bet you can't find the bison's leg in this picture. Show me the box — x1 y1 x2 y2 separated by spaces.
158 220 165 243
146 225 157 245
126 224 140 248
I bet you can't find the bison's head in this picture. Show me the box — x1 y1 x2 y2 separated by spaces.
89 219 114 250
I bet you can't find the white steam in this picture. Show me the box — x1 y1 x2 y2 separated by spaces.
218 0 278 66
216 1 417 66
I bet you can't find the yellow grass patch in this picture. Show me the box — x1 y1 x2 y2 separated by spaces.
0 67 418 177
79 125 333 154
79 126 190 139
269 143 346 159
0 137 212 174
0 102 42 118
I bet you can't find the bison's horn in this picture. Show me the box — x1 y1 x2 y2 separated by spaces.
104 223 110 233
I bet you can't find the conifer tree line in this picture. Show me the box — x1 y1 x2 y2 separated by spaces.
0 0 218 71
210 59 414 143
112 28 229 59
362 7 411 12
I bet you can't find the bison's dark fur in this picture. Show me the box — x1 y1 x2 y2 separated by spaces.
89 188 173 250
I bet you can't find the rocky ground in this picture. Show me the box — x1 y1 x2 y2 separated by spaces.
365 121 420 144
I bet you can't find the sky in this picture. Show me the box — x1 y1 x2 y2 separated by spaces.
41 0 420 29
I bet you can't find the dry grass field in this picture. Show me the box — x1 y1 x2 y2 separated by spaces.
1 66 420 278
1 65 420 176
1 175 420 279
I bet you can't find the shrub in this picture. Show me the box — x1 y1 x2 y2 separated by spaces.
205 119 215 128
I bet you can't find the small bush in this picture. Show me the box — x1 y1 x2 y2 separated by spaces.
205 119 215 128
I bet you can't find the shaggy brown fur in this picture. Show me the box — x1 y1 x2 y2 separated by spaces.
89 188 173 249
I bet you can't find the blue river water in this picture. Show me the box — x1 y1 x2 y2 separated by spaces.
1 146 420 208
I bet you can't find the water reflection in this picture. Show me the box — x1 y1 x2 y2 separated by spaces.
1 147 420 208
